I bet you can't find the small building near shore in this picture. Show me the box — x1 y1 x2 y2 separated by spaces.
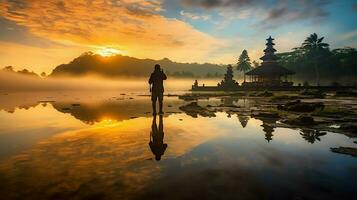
217 64 239 90
245 36 295 87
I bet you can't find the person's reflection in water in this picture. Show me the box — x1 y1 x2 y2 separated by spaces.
149 115 167 161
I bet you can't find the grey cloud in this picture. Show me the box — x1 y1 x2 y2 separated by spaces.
7 0 28 9
182 0 332 29
261 0 330 28
0 17 63 47
182 0 260 9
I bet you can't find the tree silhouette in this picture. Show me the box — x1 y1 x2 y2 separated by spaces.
4 66 14 72
302 33 330 86
300 129 326 144
252 60 259 68
237 49 252 82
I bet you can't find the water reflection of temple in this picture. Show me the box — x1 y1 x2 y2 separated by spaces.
238 115 249 128
251 114 278 142
261 123 274 142
221 97 239 106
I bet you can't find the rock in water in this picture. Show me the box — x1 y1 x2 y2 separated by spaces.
330 147 357 157
339 124 357 134
179 102 216 118
278 100 324 112
283 115 315 126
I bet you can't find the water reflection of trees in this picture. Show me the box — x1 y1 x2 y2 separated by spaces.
299 129 327 144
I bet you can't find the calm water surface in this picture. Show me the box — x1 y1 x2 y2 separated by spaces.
0 91 356 200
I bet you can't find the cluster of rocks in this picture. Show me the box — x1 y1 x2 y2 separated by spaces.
300 89 326 98
283 115 316 126
278 100 324 112
179 102 216 118
330 147 357 157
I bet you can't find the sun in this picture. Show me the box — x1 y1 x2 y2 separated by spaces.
96 48 122 57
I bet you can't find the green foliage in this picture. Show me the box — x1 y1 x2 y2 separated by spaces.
237 50 252 82
170 71 195 78
301 33 330 85
237 49 252 72
205 72 222 78
277 33 357 85
302 33 330 57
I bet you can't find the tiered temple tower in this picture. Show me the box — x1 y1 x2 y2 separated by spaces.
219 65 239 89
245 36 295 86
261 36 278 64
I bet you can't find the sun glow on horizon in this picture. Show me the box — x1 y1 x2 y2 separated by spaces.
96 48 123 57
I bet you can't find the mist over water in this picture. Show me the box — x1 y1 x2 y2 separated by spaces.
0 92 356 200
0 70 224 92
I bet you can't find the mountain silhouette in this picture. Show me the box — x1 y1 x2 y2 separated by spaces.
1 66 40 78
50 52 225 78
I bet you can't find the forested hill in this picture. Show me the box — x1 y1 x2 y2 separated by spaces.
277 47 357 84
50 52 225 78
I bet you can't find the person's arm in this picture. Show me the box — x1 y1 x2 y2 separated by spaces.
162 71 167 80
149 73 153 84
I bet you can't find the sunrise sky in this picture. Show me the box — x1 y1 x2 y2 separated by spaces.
0 0 356 74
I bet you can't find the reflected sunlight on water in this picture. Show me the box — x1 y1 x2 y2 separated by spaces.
0 92 356 200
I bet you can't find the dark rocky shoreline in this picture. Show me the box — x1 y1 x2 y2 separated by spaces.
177 90 357 157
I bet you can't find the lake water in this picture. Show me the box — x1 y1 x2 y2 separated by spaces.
0 90 356 200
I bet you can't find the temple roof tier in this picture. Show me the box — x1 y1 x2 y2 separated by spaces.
246 64 295 76
264 47 277 52
260 54 279 61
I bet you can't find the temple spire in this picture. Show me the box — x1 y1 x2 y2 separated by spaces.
219 64 238 89
260 36 278 62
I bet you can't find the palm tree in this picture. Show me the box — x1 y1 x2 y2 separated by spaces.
237 50 252 82
302 33 330 86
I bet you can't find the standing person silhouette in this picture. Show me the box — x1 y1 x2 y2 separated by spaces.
149 64 167 115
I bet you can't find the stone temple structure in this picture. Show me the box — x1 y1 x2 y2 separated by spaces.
245 36 295 87
218 64 239 90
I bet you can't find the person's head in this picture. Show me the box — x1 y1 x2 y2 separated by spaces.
154 64 161 71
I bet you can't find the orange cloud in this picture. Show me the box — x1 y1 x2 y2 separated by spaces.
0 0 225 63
